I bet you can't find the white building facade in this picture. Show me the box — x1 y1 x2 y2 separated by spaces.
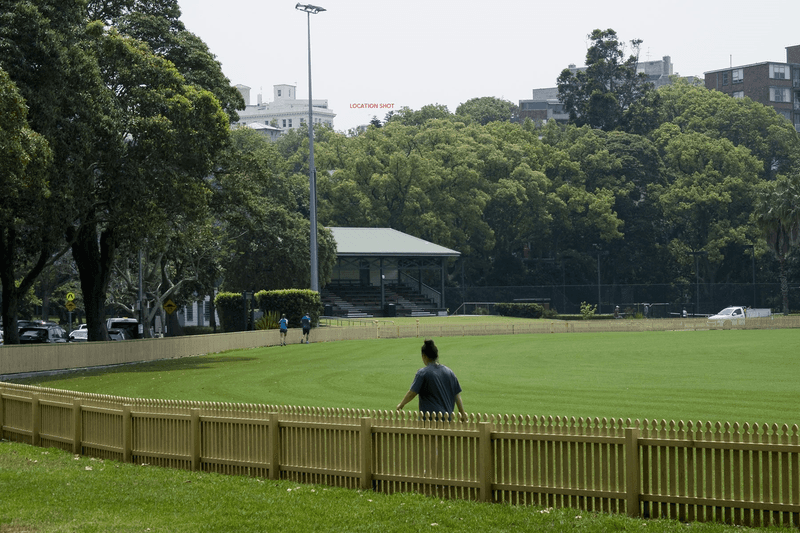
234 84 336 136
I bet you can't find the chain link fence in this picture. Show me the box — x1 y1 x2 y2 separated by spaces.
447 283 797 316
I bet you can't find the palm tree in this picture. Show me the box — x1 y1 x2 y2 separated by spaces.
755 174 800 315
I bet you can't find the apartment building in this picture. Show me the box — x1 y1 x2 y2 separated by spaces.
234 83 336 136
704 45 800 131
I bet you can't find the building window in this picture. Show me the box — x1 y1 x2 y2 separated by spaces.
770 87 790 102
770 64 787 79
722 72 729 86
204 301 211 322
300 118 305 124
732 69 743 83
288 119 292 128
777 109 791 121
277 90 282 97
186 303 194 322
282 119 286 128
732 91 744 98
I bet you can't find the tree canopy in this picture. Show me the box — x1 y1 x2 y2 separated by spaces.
557 29 654 131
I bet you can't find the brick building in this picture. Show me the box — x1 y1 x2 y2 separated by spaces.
704 45 800 131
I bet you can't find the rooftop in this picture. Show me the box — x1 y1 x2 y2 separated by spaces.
328 227 460 257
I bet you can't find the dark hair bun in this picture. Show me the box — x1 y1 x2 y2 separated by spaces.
422 339 438 359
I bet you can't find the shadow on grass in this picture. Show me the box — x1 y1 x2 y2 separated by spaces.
5 353 259 386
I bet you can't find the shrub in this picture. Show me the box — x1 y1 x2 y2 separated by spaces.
256 289 322 328
256 310 280 330
214 292 248 332
580 302 597 320
542 307 558 319
495 302 544 319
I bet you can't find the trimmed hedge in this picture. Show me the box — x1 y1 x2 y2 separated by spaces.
495 302 544 319
215 290 322 331
214 292 249 332
256 289 322 328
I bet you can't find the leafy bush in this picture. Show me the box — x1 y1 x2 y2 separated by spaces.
214 292 248 332
542 307 558 319
495 302 544 319
256 289 322 328
580 301 597 320
256 310 280 330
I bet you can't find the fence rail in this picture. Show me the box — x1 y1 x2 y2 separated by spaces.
2 382 799 528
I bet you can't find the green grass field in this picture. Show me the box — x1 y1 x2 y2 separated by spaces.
14 328 800 426
0 440 769 533
4 327 798 532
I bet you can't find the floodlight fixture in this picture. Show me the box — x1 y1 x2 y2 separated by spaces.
295 3 325 14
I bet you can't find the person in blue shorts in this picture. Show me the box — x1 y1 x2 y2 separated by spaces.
301 312 311 344
396 339 466 419
278 314 288 346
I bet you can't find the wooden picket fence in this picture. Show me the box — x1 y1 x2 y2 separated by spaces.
1 381 798 528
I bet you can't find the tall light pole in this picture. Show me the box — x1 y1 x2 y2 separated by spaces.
688 251 707 316
296 3 325 293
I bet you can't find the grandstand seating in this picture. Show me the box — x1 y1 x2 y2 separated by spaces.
322 282 438 317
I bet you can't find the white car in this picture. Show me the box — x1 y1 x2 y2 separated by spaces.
707 306 771 328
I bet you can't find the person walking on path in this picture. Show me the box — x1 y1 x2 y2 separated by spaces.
278 314 288 346
301 312 311 344
396 339 466 419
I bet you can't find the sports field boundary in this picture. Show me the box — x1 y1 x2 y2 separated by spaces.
2 316 798 376
1 382 798 528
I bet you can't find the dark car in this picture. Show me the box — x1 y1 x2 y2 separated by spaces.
18 325 67 344
18 319 59 330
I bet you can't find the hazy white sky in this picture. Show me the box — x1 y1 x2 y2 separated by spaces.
179 0 800 132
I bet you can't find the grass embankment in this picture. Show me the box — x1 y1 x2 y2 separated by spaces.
0 441 775 533
14 329 800 425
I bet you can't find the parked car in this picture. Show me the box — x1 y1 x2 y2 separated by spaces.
68 329 89 342
107 327 130 341
707 306 772 328
107 317 140 339
18 319 59 330
18 325 68 344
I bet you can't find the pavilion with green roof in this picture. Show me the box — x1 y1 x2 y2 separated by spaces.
324 227 460 318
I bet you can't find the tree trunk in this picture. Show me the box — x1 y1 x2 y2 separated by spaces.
1 226 51 344
71 225 117 341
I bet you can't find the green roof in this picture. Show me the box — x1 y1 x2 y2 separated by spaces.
328 227 460 258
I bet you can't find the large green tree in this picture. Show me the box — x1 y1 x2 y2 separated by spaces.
1 0 234 341
633 79 799 178
0 67 53 343
755 173 800 314
67 26 229 341
0 0 105 342
455 96 518 125
557 29 654 131
213 128 337 292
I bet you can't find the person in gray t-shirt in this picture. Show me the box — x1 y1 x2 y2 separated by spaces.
396 339 466 418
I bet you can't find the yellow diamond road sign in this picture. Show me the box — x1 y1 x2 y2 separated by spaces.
163 299 178 315
65 301 76 312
